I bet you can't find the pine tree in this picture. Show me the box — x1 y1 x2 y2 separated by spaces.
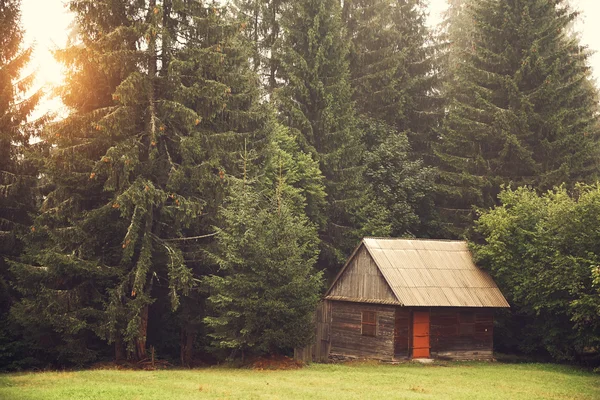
362 119 436 236
342 0 440 236
437 0 477 78
11 0 274 363
0 0 43 369
234 0 286 93
344 0 440 160
275 0 385 270
204 177 323 357
435 0 600 237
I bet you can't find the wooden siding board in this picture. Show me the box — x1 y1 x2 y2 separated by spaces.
323 303 495 362
430 308 494 359
330 302 395 360
328 247 397 303
394 309 411 357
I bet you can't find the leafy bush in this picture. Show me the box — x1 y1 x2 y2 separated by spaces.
473 185 600 361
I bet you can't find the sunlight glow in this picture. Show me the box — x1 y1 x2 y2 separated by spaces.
21 0 73 117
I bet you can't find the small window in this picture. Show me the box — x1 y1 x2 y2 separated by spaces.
362 311 377 337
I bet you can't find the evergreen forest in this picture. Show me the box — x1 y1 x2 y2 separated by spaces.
1 0 599 369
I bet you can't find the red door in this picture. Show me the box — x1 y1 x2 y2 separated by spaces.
412 311 430 358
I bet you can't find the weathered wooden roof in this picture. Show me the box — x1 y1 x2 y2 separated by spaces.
325 238 509 308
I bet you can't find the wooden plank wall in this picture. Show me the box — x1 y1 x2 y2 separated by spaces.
394 308 411 358
315 300 331 362
330 301 395 360
328 246 397 302
294 301 331 363
430 308 494 360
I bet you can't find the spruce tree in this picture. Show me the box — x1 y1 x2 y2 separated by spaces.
435 0 600 236
0 0 43 369
234 0 286 93
344 0 440 160
0 0 41 294
437 0 477 79
169 2 328 364
276 0 385 270
11 0 273 363
204 177 323 357
343 0 440 236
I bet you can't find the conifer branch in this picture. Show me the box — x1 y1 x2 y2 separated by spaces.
158 232 217 242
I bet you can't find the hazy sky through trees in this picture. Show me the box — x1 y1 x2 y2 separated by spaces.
19 0 600 115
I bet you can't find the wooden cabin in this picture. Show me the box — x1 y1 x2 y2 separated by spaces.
296 238 510 362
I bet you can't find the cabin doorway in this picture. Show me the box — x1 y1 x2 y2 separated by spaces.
412 311 430 358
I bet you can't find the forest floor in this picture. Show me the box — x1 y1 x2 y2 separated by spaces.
0 361 598 399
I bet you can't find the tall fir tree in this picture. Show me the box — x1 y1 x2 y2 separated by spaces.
233 0 286 93
0 0 44 369
275 0 386 272
342 0 440 237
435 0 600 237
204 173 323 358
10 0 274 364
437 0 477 81
344 0 440 161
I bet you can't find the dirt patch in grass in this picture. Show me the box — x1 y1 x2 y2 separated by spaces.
90 359 173 371
250 355 304 370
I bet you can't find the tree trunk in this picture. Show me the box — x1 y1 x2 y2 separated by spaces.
135 304 149 360
115 337 125 362
180 324 195 368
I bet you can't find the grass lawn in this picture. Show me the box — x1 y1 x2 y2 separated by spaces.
0 362 598 400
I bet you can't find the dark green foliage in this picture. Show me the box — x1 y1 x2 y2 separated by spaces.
4 0 600 369
362 119 437 237
0 0 44 371
344 0 441 161
343 0 439 237
205 180 323 356
276 0 386 270
6 0 327 367
234 0 287 92
473 185 600 360
436 0 600 237
9 0 275 364
437 0 477 91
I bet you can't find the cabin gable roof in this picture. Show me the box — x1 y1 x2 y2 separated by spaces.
327 244 400 305
325 238 510 308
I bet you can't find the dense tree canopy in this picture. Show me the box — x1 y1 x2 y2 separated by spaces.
436 0 600 236
2 0 600 369
9 0 280 364
343 0 440 237
275 0 387 271
344 0 440 159
0 0 43 370
473 185 600 360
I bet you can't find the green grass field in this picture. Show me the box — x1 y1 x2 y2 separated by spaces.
0 362 598 400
